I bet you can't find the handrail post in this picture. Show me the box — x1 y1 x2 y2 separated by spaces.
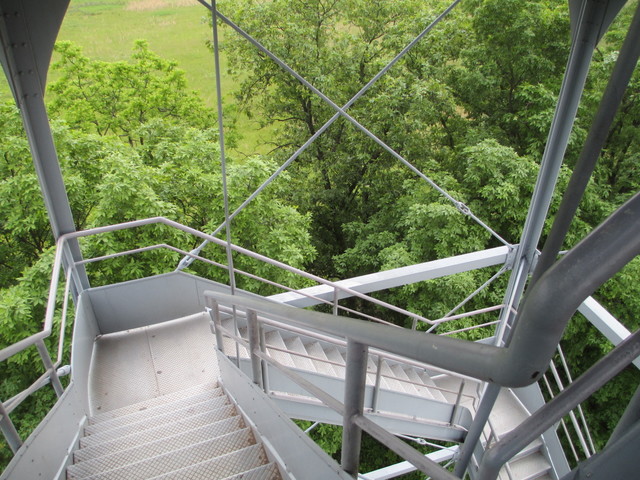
247 309 264 389
333 286 339 316
35 339 63 398
450 380 465 426
0 401 22 454
259 325 270 393
341 339 368 477
207 300 225 354
371 355 383 413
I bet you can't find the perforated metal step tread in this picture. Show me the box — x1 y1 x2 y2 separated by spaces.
90 382 219 423
68 428 255 479
504 451 552 480
81 397 232 446
220 462 282 480
145 444 272 480
85 387 226 434
75 414 244 464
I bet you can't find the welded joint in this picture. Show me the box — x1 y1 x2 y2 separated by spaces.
504 245 519 270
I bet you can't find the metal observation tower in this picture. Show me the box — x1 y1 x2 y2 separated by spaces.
1 0 639 479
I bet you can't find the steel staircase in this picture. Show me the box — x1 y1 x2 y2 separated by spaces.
218 315 556 480
67 382 281 480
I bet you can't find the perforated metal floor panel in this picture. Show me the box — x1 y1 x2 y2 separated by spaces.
88 313 220 415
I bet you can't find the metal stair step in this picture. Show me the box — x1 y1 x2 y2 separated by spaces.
366 357 389 389
80 403 237 449
490 390 529 437
219 318 249 357
512 438 544 461
75 414 244 463
504 451 551 480
90 382 218 422
389 364 421 396
85 387 225 434
379 360 406 393
284 336 317 372
82 395 230 442
73 431 258 480
304 341 338 376
220 462 282 480
418 371 447 402
265 331 296 368
68 427 254 479
404 367 436 400
145 444 269 480
323 347 346 378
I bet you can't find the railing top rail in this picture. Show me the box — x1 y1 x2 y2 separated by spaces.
56 217 446 326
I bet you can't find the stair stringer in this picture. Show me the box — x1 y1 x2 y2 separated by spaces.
217 351 353 480
233 357 471 442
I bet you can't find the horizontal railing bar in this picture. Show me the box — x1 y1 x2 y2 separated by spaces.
57 217 437 325
4 370 53 414
220 304 483 385
439 320 501 337
252 345 346 415
431 305 505 325
0 331 49 363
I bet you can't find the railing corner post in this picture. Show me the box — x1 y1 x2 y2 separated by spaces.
247 309 264 389
207 299 226 354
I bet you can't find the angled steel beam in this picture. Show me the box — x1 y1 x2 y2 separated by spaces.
0 0 89 295
269 246 510 308
498 0 626 338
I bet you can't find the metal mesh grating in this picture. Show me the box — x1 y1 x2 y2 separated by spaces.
74 435 261 480
221 462 282 480
90 382 220 424
80 404 238 449
89 313 220 414
145 444 269 480
85 392 228 436
69 428 255 480
75 414 244 463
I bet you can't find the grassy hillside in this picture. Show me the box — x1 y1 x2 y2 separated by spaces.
1 0 271 155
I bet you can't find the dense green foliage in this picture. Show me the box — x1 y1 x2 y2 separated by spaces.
1 0 639 473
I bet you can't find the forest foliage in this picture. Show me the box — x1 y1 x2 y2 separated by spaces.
1 0 639 473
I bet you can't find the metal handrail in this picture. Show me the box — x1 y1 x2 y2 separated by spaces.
215 302 485 386
209 306 465 479
0 215 506 455
213 320 471 432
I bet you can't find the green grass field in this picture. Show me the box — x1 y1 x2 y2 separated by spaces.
2 0 272 156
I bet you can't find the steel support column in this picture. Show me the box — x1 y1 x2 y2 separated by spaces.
341 340 368 477
0 0 89 296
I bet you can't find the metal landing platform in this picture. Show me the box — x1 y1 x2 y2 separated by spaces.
88 312 220 415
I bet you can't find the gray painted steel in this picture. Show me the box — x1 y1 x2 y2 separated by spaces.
87 272 233 333
478 329 640 480
0 386 85 480
341 340 369 476
0 0 89 295
269 246 510 308
207 189 640 388
218 352 353 480
234 357 471 441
